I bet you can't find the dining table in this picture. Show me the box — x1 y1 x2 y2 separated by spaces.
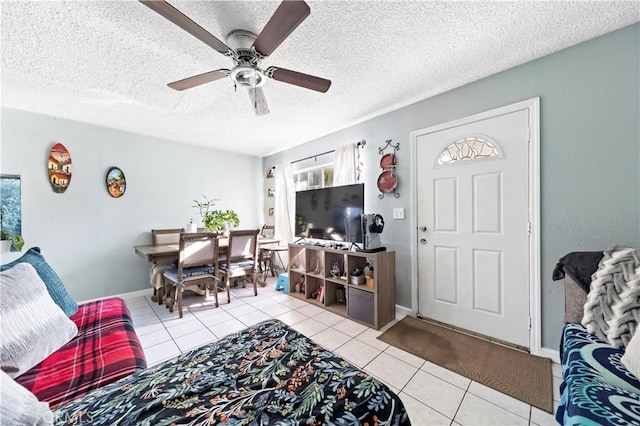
133 237 281 285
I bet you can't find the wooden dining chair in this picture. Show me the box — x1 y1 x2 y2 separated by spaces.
163 232 221 318
150 228 183 304
218 229 260 303
258 224 277 278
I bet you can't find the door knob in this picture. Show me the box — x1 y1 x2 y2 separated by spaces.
419 226 427 232
420 238 427 245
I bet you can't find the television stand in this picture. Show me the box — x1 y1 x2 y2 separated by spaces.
356 246 387 253
287 243 396 330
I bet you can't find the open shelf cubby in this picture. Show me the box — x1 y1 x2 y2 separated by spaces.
287 243 396 329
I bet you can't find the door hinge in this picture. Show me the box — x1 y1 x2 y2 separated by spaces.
527 222 531 235
529 316 532 329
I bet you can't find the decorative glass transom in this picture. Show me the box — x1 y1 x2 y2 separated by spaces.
437 137 500 165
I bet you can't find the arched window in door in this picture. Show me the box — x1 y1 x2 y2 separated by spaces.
437 137 500 165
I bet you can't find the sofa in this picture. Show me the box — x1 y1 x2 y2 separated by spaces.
1 247 410 425
1 248 146 422
554 247 640 425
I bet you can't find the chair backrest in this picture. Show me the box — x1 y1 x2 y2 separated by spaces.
227 229 260 262
177 232 219 275
260 224 275 239
152 228 183 245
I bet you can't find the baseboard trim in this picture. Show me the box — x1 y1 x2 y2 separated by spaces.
78 288 151 304
395 304 411 318
538 347 560 364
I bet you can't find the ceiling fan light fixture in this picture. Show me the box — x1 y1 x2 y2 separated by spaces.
230 65 266 88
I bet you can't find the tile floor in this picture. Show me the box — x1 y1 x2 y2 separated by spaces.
120 277 561 426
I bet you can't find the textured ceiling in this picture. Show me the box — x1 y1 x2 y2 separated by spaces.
1 1 638 156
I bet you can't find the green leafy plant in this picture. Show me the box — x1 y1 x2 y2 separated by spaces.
192 195 219 221
204 209 240 232
1 231 24 251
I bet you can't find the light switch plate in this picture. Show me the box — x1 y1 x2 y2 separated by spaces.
393 208 405 219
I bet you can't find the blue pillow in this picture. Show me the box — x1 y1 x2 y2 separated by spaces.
1 247 78 317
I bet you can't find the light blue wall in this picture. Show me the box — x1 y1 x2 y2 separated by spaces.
263 23 640 350
1 108 263 301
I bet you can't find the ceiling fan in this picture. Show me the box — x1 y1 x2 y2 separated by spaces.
139 0 331 116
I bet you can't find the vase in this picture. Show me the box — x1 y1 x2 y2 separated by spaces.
0 240 12 253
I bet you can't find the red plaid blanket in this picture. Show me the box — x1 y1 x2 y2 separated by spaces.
16 297 147 409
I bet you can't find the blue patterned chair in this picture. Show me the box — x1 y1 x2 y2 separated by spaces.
557 323 640 425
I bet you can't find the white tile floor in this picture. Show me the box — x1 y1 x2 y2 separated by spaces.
120 277 561 426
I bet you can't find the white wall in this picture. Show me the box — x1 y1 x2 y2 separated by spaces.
0 108 263 301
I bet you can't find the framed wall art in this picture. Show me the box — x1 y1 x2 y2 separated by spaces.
106 167 126 198
48 142 72 193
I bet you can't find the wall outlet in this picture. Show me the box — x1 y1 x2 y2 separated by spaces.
393 208 405 219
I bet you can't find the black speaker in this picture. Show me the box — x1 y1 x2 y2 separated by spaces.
369 214 385 233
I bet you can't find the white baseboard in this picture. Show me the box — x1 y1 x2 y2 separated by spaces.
395 304 411 318
538 347 560 364
78 288 151 304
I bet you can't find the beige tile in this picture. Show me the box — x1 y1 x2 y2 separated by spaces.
279 297 308 310
224 303 257 317
243 297 276 310
552 376 561 402
399 392 452 426
296 303 326 317
384 345 425 368
334 318 369 337
455 393 528 425
315 310 344 326
134 321 167 337
403 370 465 419
206 318 247 339
333 339 381 368
530 402 558 425
311 328 351 351
291 318 328 337
196 309 234 327
467 381 529 419
365 352 418 390
174 329 216 352
145 341 181 366
420 361 471 390
236 310 271 327
551 362 562 379
355 328 390 351
276 310 312 326
260 303 291 317
137 328 172 348
165 318 205 338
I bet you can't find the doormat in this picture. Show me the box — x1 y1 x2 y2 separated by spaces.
377 315 553 413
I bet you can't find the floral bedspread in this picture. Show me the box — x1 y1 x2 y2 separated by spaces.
54 319 410 425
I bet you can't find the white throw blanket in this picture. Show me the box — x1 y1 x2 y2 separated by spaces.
582 245 640 348
150 262 174 290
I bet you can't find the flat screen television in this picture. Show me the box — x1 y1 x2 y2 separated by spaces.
295 183 364 243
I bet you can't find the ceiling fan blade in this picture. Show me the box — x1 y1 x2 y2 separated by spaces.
139 0 234 56
266 67 331 93
252 0 310 57
248 87 269 116
167 69 229 91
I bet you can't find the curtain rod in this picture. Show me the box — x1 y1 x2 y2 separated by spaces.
290 140 366 165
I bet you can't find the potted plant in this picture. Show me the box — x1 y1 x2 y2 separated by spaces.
0 209 24 253
204 209 240 233
1 231 24 252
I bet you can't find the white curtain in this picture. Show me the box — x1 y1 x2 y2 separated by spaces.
333 142 358 185
274 162 295 244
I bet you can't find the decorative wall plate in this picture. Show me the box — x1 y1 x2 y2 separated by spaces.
379 153 396 169
48 143 72 193
106 167 126 198
377 170 398 193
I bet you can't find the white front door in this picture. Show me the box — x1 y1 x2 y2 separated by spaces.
415 108 531 348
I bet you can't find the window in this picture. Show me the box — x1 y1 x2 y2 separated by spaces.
1 175 22 247
294 165 334 191
437 137 500 165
